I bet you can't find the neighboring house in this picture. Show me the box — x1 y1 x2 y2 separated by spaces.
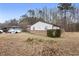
8 26 22 33
30 21 60 31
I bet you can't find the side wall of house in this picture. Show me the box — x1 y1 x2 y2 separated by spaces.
30 22 53 30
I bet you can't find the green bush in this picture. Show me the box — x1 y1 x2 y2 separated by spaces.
47 29 61 38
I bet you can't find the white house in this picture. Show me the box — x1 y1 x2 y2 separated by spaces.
30 21 60 31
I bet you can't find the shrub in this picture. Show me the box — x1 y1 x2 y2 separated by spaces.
22 29 27 32
47 29 61 38
26 38 33 42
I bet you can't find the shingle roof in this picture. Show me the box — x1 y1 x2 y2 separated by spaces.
32 21 60 27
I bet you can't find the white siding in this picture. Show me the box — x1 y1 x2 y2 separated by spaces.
52 26 60 29
30 21 53 30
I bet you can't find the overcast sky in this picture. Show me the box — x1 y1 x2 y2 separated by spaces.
0 3 79 23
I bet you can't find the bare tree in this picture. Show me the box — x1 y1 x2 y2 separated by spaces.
28 9 35 17
57 3 75 31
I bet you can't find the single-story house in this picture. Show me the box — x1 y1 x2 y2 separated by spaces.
30 21 60 31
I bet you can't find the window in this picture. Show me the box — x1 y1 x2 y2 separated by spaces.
33 27 35 30
45 26 47 30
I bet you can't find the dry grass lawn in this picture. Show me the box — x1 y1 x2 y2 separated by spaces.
0 32 79 56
